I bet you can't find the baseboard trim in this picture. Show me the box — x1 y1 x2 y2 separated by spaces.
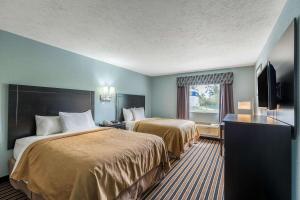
0 175 9 183
200 136 221 141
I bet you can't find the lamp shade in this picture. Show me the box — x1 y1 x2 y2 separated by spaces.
100 85 115 101
109 86 116 96
102 86 109 95
238 101 251 110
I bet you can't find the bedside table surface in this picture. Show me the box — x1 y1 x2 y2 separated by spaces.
99 122 126 129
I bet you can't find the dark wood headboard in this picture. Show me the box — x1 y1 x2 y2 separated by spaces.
116 94 145 122
7 84 94 149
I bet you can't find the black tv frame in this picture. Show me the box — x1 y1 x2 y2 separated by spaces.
257 62 276 110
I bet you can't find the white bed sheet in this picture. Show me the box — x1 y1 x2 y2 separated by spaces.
14 135 44 160
125 120 137 131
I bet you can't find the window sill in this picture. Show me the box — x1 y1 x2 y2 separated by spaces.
189 111 219 114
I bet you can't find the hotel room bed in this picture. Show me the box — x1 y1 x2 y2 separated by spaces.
7 85 170 200
126 118 199 158
116 94 199 159
9 127 170 200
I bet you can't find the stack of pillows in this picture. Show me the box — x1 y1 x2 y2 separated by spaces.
35 110 96 136
123 107 145 121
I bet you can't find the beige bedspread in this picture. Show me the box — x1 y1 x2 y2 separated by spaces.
10 128 170 200
133 118 198 158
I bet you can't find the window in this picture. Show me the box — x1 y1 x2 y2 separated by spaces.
189 84 220 114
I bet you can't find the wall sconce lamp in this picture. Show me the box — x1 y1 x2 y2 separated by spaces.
100 86 116 102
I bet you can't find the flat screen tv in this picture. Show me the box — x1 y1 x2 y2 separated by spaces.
258 62 276 110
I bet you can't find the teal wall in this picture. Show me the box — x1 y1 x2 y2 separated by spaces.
0 30 152 177
254 0 300 199
151 66 255 119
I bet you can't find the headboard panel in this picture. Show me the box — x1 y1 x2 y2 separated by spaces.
7 84 94 149
116 94 145 122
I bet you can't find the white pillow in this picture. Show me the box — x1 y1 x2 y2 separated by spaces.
59 110 95 132
35 116 62 136
123 108 134 121
132 107 145 120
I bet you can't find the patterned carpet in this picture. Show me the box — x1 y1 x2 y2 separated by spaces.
0 139 223 200
0 181 28 200
142 139 224 200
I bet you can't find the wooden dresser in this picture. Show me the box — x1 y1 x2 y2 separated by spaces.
223 114 291 200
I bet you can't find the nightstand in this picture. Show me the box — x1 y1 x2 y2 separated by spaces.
99 122 126 130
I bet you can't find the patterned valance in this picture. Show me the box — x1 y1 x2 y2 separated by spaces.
177 72 233 86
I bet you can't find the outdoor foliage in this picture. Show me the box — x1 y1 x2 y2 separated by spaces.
190 84 220 113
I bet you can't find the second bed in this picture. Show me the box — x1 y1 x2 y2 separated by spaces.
126 118 199 158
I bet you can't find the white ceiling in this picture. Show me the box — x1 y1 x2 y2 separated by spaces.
0 0 286 76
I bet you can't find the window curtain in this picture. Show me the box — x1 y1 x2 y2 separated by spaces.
177 86 189 119
176 72 234 121
177 72 233 86
219 83 234 122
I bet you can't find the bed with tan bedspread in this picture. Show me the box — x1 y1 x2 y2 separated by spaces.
10 127 170 200
133 118 199 158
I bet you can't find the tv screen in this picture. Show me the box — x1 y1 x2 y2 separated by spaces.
268 63 277 110
258 67 268 107
257 63 277 110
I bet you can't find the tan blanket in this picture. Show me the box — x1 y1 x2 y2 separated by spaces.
11 128 170 200
133 118 198 158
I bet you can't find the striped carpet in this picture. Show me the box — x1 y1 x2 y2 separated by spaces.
142 139 224 200
0 182 28 200
0 139 223 200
